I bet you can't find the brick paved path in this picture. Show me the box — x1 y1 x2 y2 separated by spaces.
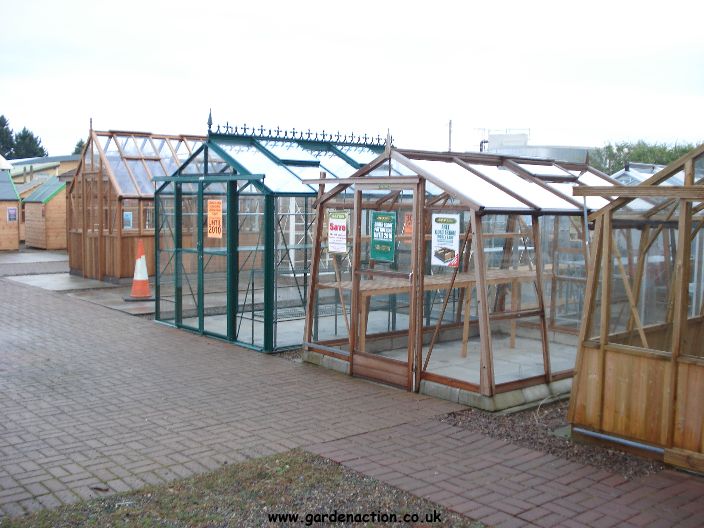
306 421 704 527
1 278 703 526
0 279 454 517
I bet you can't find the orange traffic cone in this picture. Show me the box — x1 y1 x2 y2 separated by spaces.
125 239 154 301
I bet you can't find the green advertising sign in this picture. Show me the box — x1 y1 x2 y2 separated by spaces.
370 211 396 263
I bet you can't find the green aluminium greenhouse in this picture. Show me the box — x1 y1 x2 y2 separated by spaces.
154 124 386 352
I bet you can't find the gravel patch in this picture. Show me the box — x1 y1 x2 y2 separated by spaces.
440 399 665 480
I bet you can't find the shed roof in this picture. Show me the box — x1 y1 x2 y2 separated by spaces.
10 161 60 177
0 170 19 201
15 175 51 197
24 177 65 204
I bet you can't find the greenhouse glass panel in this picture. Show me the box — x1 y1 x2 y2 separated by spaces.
311 150 357 178
126 160 154 196
107 155 138 195
548 182 609 210
336 145 381 164
215 142 312 193
517 163 573 178
414 159 529 209
470 164 578 210
156 182 176 324
260 141 320 162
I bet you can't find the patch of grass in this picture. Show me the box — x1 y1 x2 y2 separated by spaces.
1 450 483 527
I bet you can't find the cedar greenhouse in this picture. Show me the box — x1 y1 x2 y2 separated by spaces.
568 144 704 472
67 130 205 280
154 125 386 352
302 147 621 410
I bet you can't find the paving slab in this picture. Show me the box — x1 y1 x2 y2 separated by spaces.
0 249 68 277
6 273 116 291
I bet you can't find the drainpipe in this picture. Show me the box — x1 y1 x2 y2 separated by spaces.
572 427 664 455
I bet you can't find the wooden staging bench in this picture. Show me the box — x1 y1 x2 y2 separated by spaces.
319 268 539 356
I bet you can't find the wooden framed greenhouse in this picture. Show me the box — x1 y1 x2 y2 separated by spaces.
303 146 620 410
67 130 204 280
154 124 386 352
568 144 704 472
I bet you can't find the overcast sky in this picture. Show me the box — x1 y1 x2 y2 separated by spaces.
2 0 703 156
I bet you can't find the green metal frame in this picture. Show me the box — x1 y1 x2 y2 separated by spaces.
155 131 381 353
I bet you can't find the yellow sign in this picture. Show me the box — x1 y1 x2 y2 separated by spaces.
207 199 223 239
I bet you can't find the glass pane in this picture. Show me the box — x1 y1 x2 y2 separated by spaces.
235 194 265 348
274 196 314 348
606 220 677 353
178 184 200 330
126 160 154 196
107 156 137 195
157 182 176 324
471 164 578 211
216 141 313 193
414 159 529 210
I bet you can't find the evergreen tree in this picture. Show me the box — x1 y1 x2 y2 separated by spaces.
13 127 48 159
0 115 14 158
73 139 85 155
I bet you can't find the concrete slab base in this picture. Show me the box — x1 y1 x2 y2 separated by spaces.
303 349 572 411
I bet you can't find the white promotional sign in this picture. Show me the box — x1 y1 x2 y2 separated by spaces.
327 211 348 254
431 213 460 267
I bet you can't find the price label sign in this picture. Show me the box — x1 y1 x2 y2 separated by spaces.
207 199 223 239
328 211 348 254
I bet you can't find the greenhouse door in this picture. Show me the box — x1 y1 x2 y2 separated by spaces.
173 180 236 340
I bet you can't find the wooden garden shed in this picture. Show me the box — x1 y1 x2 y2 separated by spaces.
568 144 704 472
23 177 67 250
15 176 50 242
0 164 21 251
303 146 619 410
67 129 204 280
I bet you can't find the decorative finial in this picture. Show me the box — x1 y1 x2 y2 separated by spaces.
207 109 212 133
384 129 392 155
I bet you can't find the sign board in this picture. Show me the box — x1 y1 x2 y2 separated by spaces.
431 213 460 267
6 207 17 223
207 199 223 239
123 211 133 229
402 212 413 236
327 211 348 254
370 211 396 262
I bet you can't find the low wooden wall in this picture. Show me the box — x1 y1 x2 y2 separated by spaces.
571 319 704 471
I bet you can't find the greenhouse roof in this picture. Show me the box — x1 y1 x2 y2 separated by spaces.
24 176 65 204
163 127 386 195
73 130 206 198
574 143 704 223
0 170 19 201
304 147 618 215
